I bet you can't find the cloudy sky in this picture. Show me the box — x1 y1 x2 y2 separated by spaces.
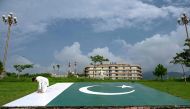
0 0 190 74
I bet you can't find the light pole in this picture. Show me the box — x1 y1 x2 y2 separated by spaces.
2 12 17 72
177 12 190 40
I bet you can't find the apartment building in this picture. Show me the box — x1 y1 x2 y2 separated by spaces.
84 63 142 80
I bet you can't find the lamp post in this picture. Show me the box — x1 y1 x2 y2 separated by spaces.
177 12 190 40
2 12 17 72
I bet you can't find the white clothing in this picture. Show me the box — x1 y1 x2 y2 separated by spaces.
36 76 49 93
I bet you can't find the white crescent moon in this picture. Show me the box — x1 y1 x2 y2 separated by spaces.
79 85 135 95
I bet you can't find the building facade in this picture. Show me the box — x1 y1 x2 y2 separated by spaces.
84 63 142 80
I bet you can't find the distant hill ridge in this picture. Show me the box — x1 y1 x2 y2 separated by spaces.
143 72 189 80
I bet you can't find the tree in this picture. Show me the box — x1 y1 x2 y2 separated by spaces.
56 64 60 75
170 53 187 83
90 55 109 78
0 61 3 75
13 64 33 79
53 65 55 73
171 39 190 83
90 55 109 65
180 39 190 67
90 55 98 78
153 64 167 80
56 64 60 71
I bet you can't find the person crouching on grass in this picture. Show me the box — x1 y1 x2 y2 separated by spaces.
32 76 49 93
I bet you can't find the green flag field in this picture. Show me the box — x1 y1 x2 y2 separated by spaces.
4 82 190 107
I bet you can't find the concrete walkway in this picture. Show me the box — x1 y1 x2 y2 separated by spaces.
4 83 73 107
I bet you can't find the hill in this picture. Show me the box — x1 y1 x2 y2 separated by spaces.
143 72 186 80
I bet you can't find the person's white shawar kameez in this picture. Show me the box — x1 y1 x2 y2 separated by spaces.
36 76 49 93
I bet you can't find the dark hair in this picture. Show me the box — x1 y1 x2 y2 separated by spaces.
32 77 36 82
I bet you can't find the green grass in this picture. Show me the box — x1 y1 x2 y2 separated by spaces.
0 82 37 106
0 76 190 106
139 81 190 100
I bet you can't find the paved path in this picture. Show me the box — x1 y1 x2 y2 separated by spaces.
4 83 73 107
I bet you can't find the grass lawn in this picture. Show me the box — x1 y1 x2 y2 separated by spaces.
140 81 190 100
0 82 37 106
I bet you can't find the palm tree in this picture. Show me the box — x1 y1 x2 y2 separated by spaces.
56 64 60 75
53 65 56 74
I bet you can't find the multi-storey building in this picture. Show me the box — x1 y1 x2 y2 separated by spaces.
84 63 142 80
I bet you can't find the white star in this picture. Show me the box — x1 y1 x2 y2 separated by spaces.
117 85 133 88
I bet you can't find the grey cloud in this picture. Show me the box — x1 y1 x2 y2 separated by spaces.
7 26 190 74
0 0 188 33
113 27 189 72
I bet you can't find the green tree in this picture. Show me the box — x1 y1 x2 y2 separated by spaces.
13 64 33 79
57 64 60 75
53 65 55 74
56 64 60 71
153 64 167 80
171 39 190 83
90 55 109 78
170 53 187 83
90 55 109 64
180 39 190 67
0 60 3 75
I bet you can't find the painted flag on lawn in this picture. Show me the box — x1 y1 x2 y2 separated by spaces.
4 82 190 107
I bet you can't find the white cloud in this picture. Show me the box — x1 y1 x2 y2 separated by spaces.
1 0 190 74
162 6 185 18
88 0 186 31
112 39 132 50
0 0 188 33
6 42 126 74
0 0 188 56
88 47 126 63
112 27 189 72
54 42 90 64
54 42 127 73
7 55 51 73
127 34 181 71
53 31 185 73
6 25 190 74
11 55 33 65
7 55 32 72
54 42 90 73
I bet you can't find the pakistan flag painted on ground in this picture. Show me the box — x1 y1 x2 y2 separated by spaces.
48 82 189 106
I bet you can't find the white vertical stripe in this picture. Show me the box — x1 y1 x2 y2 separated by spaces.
4 83 73 107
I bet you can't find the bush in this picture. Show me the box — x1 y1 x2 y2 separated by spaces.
6 72 51 78
187 75 190 81
33 73 52 77
6 73 17 77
